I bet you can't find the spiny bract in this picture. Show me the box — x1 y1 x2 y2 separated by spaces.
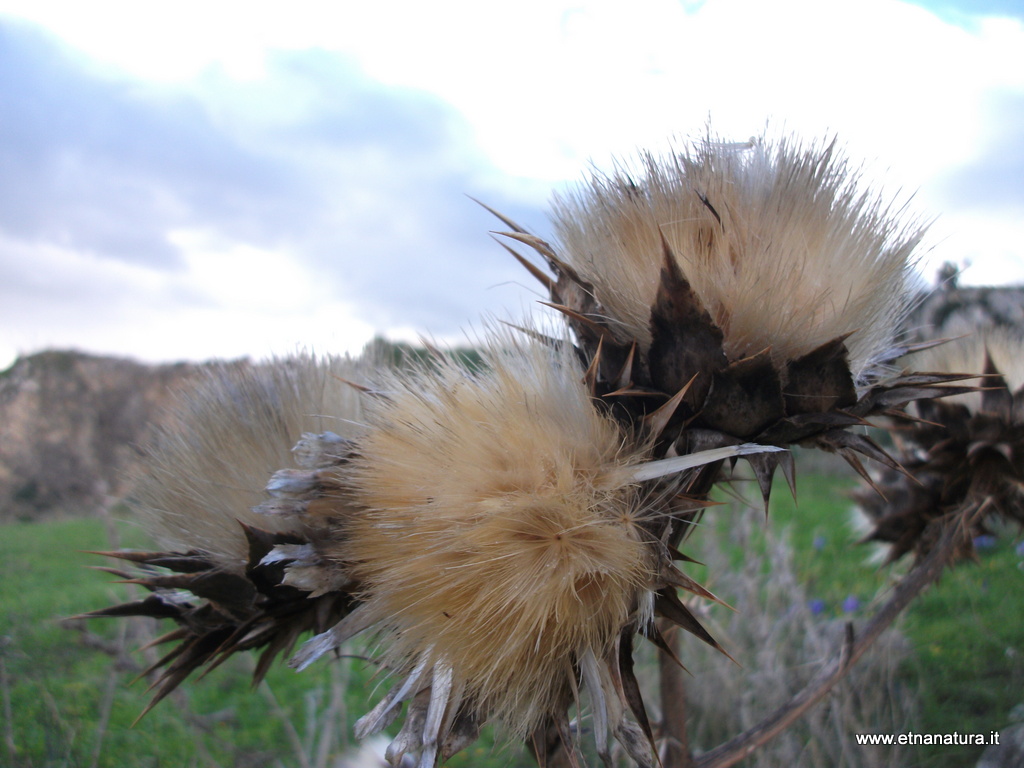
858 328 1024 562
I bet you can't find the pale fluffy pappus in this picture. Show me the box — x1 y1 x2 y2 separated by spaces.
130 353 368 570
551 132 925 383
904 324 1024 412
337 334 658 738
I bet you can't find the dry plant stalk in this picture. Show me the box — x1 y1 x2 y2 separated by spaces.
671 500 916 768
695 508 979 768
76 130 984 767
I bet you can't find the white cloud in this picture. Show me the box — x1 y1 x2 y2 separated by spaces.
1 0 1023 367
0 229 380 369
4 0 1022 186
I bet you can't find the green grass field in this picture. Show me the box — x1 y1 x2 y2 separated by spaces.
0 515 511 768
1 471 1021 767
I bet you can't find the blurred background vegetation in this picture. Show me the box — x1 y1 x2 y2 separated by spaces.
2 303 1023 766
2 464 1021 767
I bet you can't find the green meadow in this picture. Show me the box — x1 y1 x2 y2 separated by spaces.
1 470 1021 767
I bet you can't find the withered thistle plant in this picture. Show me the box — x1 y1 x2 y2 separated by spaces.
90 354 368 709
87 333 772 767
79 131 976 768
858 327 1024 563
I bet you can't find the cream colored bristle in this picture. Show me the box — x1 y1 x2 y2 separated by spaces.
130 353 366 569
906 325 1024 412
552 133 924 383
336 334 657 738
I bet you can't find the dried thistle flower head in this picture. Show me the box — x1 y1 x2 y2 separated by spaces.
489 131 959 509
294 333 756 766
131 353 366 568
858 329 1023 562
551 133 923 380
83 354 368 714
340 338 655 741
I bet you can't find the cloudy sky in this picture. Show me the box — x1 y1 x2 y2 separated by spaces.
2 0 1024 369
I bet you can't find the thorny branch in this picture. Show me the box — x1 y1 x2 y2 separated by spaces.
691 508 977 768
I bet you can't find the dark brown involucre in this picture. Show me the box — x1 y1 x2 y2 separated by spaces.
858 330 1024 563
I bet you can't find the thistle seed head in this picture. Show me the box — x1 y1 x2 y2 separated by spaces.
131 353 366 569
551 132 924 382
338 336 658 738
490 132 958 504
859 329 1024 562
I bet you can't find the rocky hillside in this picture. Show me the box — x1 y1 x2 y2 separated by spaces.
2 281 1024 522
0 350 204 522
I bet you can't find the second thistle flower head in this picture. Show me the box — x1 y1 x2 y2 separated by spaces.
288 331 759 765
335 336 658 745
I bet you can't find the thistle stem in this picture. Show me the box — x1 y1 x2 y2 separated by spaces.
527 720 579 768
659 622 694 768
656 465 723 768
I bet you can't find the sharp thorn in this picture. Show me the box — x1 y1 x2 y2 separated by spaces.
538 302 612 338
490 235 557 292
468 195 529 233
614 342 636 391
643 375 697 439
495 230 560 265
